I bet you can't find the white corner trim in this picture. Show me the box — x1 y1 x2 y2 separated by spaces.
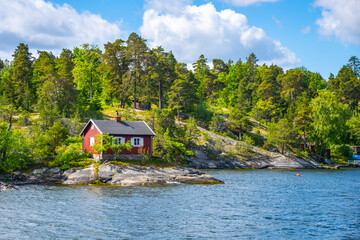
143 121 156 136
90 119 103 134
79 119 103 136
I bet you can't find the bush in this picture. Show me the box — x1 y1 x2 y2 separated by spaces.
330 144 353 158
193 102 212 121
243 135 255 152
243 132 265 147
49 143 89 169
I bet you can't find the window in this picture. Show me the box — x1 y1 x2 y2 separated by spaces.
91 123 94 130
112 137 125 145
90 136 95 146
131 137 143 147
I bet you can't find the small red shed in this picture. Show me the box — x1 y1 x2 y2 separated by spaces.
80 116 156 160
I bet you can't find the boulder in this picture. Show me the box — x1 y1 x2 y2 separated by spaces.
98 164 122 182
108 166 223 186
63 166 98 184
0 181 17 191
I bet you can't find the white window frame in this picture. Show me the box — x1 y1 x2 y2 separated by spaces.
90 136 95 146
112 137 125 145
91 123 94 130
131 137 143 147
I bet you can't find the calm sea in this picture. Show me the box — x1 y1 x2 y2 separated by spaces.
0 169 359 239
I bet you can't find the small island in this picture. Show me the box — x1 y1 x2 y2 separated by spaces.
1 40 360 190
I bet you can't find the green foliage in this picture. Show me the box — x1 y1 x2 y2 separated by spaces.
155 108 177 136
228 107 253 140
52 144 84 169
55 48 77 117
33 121 69 157
209 113 221 132
93 133 112 153
243 132 265 147
330 144 353 158
184 116 200 147
310 90 351 149
243 134 255 152
193 102 212 121
3 43 34 111
348 112 360 145
110 140 132 160
73 44 102 117
153 129 193 163
0 36 360 173
93 133 133 160
18 108 31 126
49 136 92 170
168 63 198 117
252 98 278 124
101 39 128 106
0 123 33 173
267 118 296 154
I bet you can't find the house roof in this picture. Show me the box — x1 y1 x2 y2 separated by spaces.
80 119 156 136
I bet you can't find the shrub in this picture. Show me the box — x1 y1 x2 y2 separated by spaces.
243 135 255 152
193 102 212 121
244 132 265 147
49 143 88 169
330 144 353 158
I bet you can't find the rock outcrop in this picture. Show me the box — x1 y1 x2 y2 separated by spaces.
6 164 223 186
64 164 222 186
0 181 17 191
188 127 319 169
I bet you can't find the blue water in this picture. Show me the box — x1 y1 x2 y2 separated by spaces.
0 169 359 239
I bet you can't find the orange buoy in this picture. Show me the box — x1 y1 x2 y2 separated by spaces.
296 174 300 177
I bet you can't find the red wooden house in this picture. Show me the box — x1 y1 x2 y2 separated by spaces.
80 116 156 160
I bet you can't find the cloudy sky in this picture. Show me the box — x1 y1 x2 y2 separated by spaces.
1 0 360 78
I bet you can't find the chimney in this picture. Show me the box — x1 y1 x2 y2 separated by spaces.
115 110 121 122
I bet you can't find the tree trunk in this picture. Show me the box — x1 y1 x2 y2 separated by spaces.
159 78 163 109
90 69 93 100
133 73 137 109
7 109 13 131
177 107 180 121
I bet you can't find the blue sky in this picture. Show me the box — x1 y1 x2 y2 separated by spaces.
1 0 360 79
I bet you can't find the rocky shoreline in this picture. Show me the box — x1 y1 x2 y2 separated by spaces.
188 149 319 169
0 181 18 191
0 163 223 189
188 127 321 169
1 161 356 191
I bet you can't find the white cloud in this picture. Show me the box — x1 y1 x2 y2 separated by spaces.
219 0 279 7
301 26 311 34
315 0 360 45
0 0 121 60
140 2 300 68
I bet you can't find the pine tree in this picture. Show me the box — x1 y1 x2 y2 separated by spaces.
168 63 198 119
55 49 77 117
4 43 33 111
72 44 102 101
126 33 148 109
33 51 60 128
101 39 128 106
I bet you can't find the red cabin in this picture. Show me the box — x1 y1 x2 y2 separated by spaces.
80 116 156 160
